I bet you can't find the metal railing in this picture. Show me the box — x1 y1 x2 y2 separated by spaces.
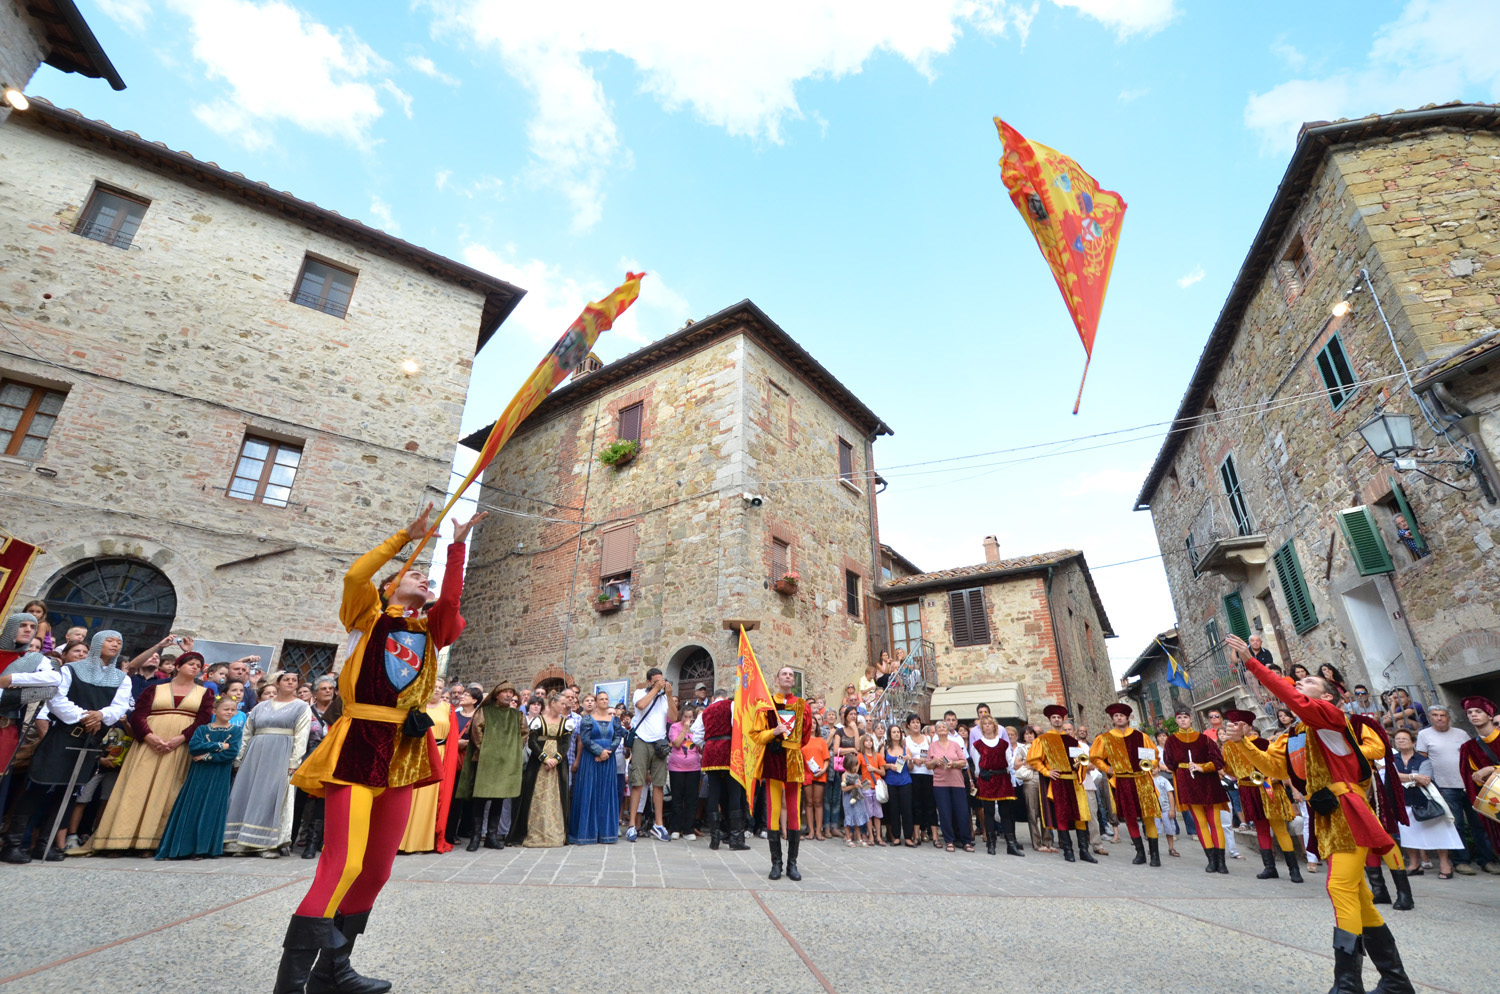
867 639 935 724
1188 492 1258 570
292 289 350 318
71 218 135 249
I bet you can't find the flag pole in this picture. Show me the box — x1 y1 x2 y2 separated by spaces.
1072 352 1092 415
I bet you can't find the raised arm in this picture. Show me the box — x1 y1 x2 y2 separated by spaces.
1226 635 1344 730
343 529 415 630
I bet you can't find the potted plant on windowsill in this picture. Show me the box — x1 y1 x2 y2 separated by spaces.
594 588 622 612
598 439 640 469
772 571 800 595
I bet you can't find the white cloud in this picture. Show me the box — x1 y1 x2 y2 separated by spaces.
435 168 452 191
1245 0 1500 154
1177 265 1205 289
1117 87 1149 103
1050 0 1177 38
1270 34 1306 71
367 196 399 233
406 54 461 86
380 79 414 118
96 0 151 32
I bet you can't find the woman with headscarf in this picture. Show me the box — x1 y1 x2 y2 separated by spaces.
508 690 571 848
399 683 458 853
224 669 311 857
91 648 213 852
454 680 523 850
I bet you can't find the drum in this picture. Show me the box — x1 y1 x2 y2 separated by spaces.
1475 772 1500 825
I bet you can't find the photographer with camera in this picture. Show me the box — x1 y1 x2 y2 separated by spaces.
626 666 676 842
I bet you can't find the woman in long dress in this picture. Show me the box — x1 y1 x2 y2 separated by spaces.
399 686 458 853
224 670 310 857
156 693 242 859
91 651 213 852
568 691 623 845
508 691 571 848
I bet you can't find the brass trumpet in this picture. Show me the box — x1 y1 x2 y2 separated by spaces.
1249 770 1266 787
1139 757 1156 773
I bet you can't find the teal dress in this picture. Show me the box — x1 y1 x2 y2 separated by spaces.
156 723 241 859
567 716 623 845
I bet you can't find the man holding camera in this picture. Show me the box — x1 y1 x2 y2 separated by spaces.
627 667 676 842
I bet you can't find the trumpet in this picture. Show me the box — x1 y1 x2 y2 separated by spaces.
1139 757 1156 773
1249 770 1265 786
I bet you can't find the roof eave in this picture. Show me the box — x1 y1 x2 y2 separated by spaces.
42 0 126 90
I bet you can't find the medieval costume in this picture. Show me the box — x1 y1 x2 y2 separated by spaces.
1220 709 1302 883
156 721 242 859
1241 656 1411 994
399 701 458 853
749 690 813 880
277 529 467 994
1090 703 1163 866
972 730 1020 856
1027 705 1094 864
1351 713 1414 909
0 612 51 788
1 630 130 863
1458 696 1500 858
454 684 523 851
90 652 213 851
508 713 571 848
1164 713 1230 874
568 712 623 845
225 696 311 854
694 695 748 850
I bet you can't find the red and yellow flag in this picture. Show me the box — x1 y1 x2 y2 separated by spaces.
401 272 646 571
0 534 40 620
994 118 1126 413
730 626 775 804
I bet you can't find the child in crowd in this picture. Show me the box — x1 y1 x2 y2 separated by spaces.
1153 766 1180 858
857 734 886 845
155 694 242 860
842 754 870 847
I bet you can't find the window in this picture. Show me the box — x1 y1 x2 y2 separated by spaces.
280 640 337 683
769 381 791 442
1272 539 1318 634
889 601 922 658
948 587 990 647
45 557 176 652
771 538 790 582
845 570 860 617
1277 233 1312 301
1315 335 1358 409
293 257 356 318
227 435 302 507
1222 591 1250 641
1205 618 1227 671
1339 506 1394 575
1386 477 1429 559
1220 454 1252 536
0 380 66 459
600 521 636 581
880 555 892 582
838 437 854 482
618 402 643 443
76 187 148 249
1185 533 1199 570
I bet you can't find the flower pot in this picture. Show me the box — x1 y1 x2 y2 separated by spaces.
772 579 798 595
610 448 636 468
594 593 622 613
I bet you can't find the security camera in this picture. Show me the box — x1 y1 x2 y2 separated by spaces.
741 493 764 507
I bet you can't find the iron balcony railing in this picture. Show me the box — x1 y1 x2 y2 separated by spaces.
868 639 935 724
292 289 350 318
71 218 136 249
1186 491 1258 572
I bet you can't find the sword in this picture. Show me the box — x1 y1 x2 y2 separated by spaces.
46 738 102 856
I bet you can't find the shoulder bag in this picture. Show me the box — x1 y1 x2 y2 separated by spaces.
873 756 889 805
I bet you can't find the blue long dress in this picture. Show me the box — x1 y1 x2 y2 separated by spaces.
568 715 623 845
156 723 241 859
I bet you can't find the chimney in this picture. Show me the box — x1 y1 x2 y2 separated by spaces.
983 535 1000 565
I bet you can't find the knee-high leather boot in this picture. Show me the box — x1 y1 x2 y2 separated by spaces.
767 831 783 880
727 807 751 851
1131 836 1147 865
1075 829 1098 863
1146 835 1161 867
306 910 392 994
275 915 343 994
1362 923 1416 994
1283 849 1304 882
785 830 801 881
1366 865 1392 905
1389 869 1414 911
1257 848 1279 879
1329 928 1366 994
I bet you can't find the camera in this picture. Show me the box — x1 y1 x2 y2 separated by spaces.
740 493 764 507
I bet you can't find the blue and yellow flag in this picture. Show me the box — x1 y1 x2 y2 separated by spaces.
1159 637 1191 690
730 626 775 805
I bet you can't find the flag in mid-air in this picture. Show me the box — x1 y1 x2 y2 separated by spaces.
0 534 40 620
730 626 775 804
1159 637 1191 690
994 118 1125 413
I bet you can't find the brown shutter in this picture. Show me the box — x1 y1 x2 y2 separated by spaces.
771 538 788 580
618 403 643 442
600 522 636 578
838 438 853 480
949 590 970 646
967 589 990 644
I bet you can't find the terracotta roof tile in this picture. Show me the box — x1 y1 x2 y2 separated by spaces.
880 549 1080 588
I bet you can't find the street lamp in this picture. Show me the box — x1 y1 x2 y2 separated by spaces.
2 87 27 111
1356 410 1416 461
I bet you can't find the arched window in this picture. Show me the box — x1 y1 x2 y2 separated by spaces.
674 648 715 704
45 557 177 655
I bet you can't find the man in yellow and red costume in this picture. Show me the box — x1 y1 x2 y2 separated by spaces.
1089 702 1162 866
1458 695 1500 861
1164 705 1231 874
748 664 813 881
275 503 485 994
1226 635 1414 994
1028 704 1095 864
1219 709 1302 883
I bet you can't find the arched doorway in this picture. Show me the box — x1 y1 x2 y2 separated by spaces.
667 644 715 707
45 557 176 654
532 665 574 696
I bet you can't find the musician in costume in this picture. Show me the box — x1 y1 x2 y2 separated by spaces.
1089 702 1162 866
1219 709 1302 883
1163 705 1231 874
1225 634 1413 994
275 504 483 994
748 665 812 881
1027 704 1095 864
694 687 749 851
1351 713 1413 910
1458 696 1500 859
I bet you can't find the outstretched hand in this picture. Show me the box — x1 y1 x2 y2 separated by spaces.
406 501 436 539
1223 634 1251 665
451 510 489 544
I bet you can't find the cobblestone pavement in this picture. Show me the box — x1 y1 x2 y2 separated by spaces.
1 830 1492 993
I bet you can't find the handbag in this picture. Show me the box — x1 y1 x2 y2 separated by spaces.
873 758 889 804
1405 783 1445 822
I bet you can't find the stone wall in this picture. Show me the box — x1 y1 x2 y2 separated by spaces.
0 116 490 663
0 1 44 125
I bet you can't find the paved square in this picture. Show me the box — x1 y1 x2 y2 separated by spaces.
0 833 1489 993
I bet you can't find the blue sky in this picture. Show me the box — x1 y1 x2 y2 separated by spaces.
29 0 1500 676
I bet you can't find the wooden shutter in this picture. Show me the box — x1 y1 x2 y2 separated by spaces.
838 438 853 480
966 589 989 644
771 538 789 581
600 522 636 578
1222 592 1250 641
1338 507 1393 576
948 590 971 646
1389 478 1428 553
618 403 643 442
1272 540 1318 634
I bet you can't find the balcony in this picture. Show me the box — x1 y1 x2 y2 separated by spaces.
1186 492 1268 582
867 639 936 724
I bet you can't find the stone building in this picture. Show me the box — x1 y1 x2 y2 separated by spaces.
873 536 1116 726
450 300 890 700
1135 103 1500 724
1118 628 1182 730
0 99 524 675
0 0 123 123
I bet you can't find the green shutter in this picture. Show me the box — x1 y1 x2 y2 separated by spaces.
1339 506 1394 575
1273 541 1318 634
1223 592 1251 640
1389 478 1429 554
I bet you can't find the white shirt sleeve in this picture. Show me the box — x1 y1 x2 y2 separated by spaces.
690 714 705 746
291 703 312 767
4 659 59 687
102 678 134 726
44 668 83 725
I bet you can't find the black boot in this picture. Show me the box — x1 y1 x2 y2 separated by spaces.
1257 848 1279 880
307 910 392 994
1366 866 1392 905
1005 832 1024 857
785 830 801 881
986 830 996 856
709 813 721 851
1147 835 1161 867
1389 870 1414 911
275 915 343 994
302 819 322 860
1076 829 1098 863
1215 848 1230 874
486 833 506 850
767 831 783 880
1330 928 1367 994
1131 836 1147 865
1204 846 1217 873
1059 833 1076 862
1362 923 1415 994
466 811 484 852
727 810 751 851
1283 849 1304 882
1 789 40 864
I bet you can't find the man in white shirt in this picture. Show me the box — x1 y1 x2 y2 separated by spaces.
1417 705 1497 874
627 667 676 843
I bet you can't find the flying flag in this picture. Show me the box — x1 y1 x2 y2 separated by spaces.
399 272 646 574
730 626 775 804
994 118 1126 413
1158 637 1191 691
0 533 40 620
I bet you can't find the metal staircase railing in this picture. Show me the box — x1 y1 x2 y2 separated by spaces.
868 639 936 725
